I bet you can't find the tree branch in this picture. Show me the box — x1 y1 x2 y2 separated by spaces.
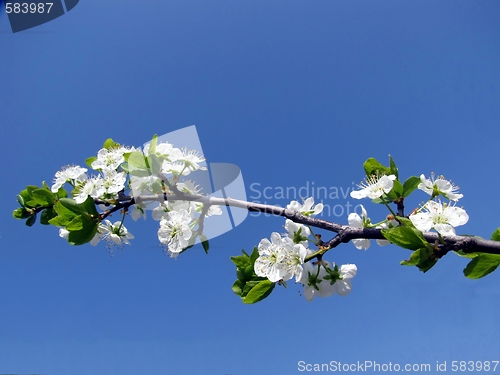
100 193 500 256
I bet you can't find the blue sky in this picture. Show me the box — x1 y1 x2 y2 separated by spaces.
1 1 500 374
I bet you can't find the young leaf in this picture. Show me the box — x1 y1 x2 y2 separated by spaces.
400 247 437 273
385 180 403 201
85 156 97 169
402 176 421 197
52 200 79 226
363 158 390 177
232 280 244 296
31 188 56 206
81 196 99 217
40 208 57 225
381 226 427 250
13 207 32 219
103 138 119 150
200 234 209 254
67 216 99 245
26 214 37 227
242 280 275 304
59 198 87 215
230 254 250 270
491 228 500 242
389 155 398 179
463 254 500 279
148 134 158 155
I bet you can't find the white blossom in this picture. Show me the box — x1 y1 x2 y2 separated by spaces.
91 220 134 246
74 176 105 204
351 174 396 200
91 148 126 172
410 200 468 236
418 173 463 201
101 170 126 195
157 209 193 256
51 165 88 193
287 197 324 216
254 232 308 282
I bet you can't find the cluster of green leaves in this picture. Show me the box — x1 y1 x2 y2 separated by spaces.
12 138 122 245
13 181 65 227
13 182 101 246
231 248 275 304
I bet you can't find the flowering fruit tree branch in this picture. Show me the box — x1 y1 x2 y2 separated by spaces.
12 135 500 304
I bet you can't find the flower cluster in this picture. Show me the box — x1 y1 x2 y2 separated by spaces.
349 171 469 238
410 174 468 236
254 232 308 282
253 197 357 301
49 137 221 254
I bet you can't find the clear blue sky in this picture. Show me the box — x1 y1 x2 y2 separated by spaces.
1 1 500 374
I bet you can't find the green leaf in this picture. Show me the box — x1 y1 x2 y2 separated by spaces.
123 152 132 162
103 138 119 150
148 134 158 155
52 200 79 226
81 196 99 217
26 185 38 195
85 156 97 169
243 280 275 304
401 247 437 273
491 228 500 242
385 180 403 201
19 189 31 204
454 250 480 259
13 207 31 219
40 208 57 225
232 280 244 296
31 188 56 206
67 215 99 245
127 151 151 177
59 198 87 215
231 253 250 270
147 153 162 175
66 215 85 231
242 280 262 295
56 187 68 199
249 247 259 264
463 254 500 279
389 155 398 179
17 194 25 207
200 234 209 254
26 214 37 227
363 158 390 177
381 225 427 250
402 176 421 198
